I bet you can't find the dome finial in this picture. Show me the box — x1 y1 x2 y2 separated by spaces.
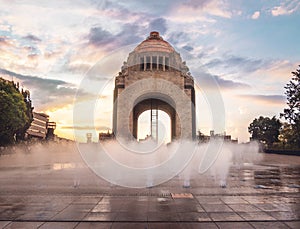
149 31 161 40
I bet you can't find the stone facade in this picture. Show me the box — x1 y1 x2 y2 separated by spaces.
113 32 196 140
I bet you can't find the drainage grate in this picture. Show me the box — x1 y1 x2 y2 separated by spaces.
171 193 194 199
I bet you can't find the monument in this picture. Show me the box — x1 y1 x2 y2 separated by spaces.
113 31 196 141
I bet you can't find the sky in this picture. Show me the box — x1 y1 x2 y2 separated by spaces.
0 0 299 142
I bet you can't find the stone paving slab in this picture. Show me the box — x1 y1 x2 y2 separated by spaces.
0 193 299 228
2 221 300 229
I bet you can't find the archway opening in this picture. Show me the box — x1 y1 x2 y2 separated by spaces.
137 110 171 143
132 98 178 141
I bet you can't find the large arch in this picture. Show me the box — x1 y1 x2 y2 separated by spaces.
133 98 178 141
113 78 195 141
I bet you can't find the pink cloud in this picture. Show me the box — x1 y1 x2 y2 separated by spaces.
271 0 300 16
251 11 260 19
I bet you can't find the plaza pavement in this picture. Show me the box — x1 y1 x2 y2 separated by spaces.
0 145 299 228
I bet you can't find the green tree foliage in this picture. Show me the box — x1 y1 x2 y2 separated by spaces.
0 78 32 146
280 66 300 148
16 88 33 141
278 122 294 148
248 116 281 147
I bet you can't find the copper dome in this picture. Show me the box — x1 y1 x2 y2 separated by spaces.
134 31 174 54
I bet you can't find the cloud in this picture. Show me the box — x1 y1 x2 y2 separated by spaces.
251 11 260 19
254 60 298 82
27 53 39 60
98 0 180 17
114 22 142 46
0 28 71 74
167 31 190 45
87 22 142 48
67 16 170 75
23 45 39 54
0 68 86 110
88 27 114 46
213 75 250 89
204 54 264 75
169 0 232 21
182 45 194 52
239 94 286 105
196 46 218 59
0 23 11 32
199 56 297 94
0 68 68 89
66 62 92 74
183 0 212 9
23 34 42 42
0 36 12 47
148 18 167 35
85 4 171 48
271 1 300 16
44 50 62 59
195 72 250 90
61 125 111 131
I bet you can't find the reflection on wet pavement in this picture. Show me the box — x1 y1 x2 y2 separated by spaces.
0 146 299 228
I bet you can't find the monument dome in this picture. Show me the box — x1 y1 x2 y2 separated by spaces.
125 31 188 72
134 31 175 54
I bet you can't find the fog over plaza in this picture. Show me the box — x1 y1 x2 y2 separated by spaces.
0 0 300 142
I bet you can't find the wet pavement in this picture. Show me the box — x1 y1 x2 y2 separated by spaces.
0 144 299 228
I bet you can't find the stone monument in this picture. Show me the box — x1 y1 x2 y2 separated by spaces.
113 32 196 141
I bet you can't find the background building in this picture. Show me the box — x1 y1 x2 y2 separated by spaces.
198 130 238 143
26 112 56 140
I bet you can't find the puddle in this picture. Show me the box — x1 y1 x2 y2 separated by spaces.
52 163 76 170
253 166 300 191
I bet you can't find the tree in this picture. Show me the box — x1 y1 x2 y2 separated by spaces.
278 122 294 148
197 130 206 143
248 116 281 147
280 66 300 148
16 89 33 141
0 78 32 146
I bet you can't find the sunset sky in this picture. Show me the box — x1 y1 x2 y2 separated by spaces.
0 0 299 142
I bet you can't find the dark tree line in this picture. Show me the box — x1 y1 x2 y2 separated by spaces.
248 116 281 147
280 66 300 148
0 78 33 146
